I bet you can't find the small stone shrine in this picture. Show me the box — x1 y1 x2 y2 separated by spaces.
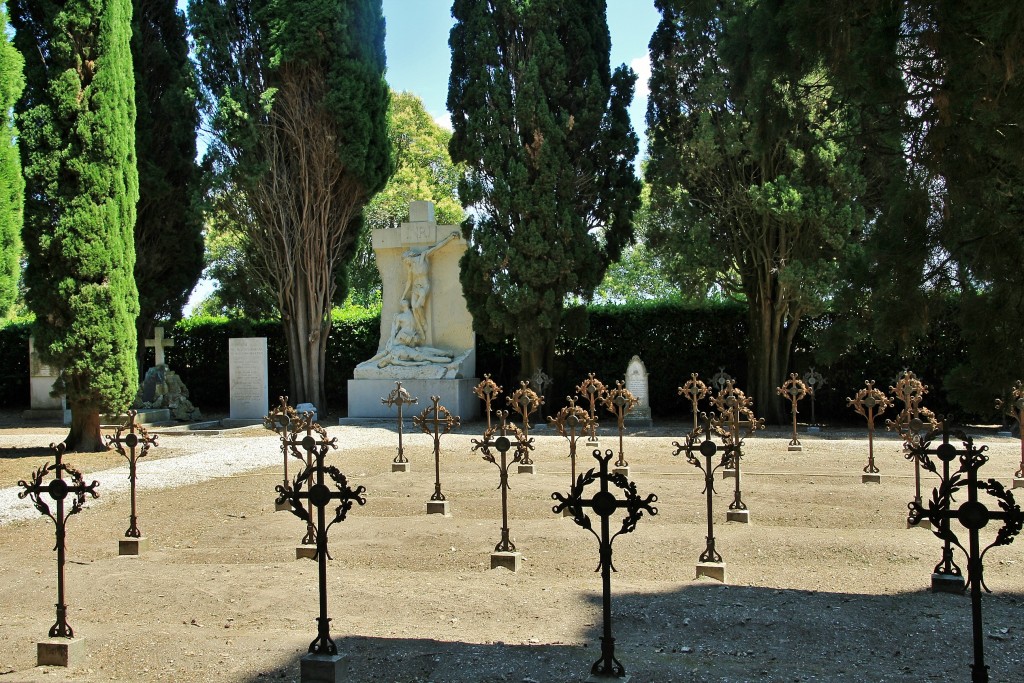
105 411 158 555
18 443 99 667
623 355 653 427
349 201 478 419
25 336 67 422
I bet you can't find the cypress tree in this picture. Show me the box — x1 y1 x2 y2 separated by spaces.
11 0 140 451
448 0 641 384
0 2 24 318
132 0 203 371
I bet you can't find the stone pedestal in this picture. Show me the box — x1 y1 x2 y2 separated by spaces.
696 562 727 582
517 464 536 475
612 466 630 478
862 473 881 484
391 462 411 473
37 637 86 667
1014 477 1024 490
722 468 736 479
727 510 750 524
490 551 521 572
118 537 149 556
787 445 802 452
296 546 317 560
907 518 932 530
275 500 292 512
426 500 450 516
301 652 347 683
348 378 479 420
931 572 966 594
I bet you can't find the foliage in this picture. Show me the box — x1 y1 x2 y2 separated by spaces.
189 0 393 410
132 0 204 364
448 0 642 387
197 208 281 319
646 0 866 420
0 4 23 318
11 0 140 449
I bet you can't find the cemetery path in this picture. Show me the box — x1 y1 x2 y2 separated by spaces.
0 420 1021 682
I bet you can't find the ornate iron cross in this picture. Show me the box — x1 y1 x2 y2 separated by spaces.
603 380 638 469
673 413 732 564
472 410 532 553
576 373 608 444
678 372 709 433
275 422 365 657
710 384 764 514
283 412 332 547
414 396 460 501
18 443 99 638
105 409 158 538
908 420 964 586
803 367 826 426
711 366 733 393
507 381 542 466
548 396 595 487
382 381 418 465
847 380 893 475
552 449 658 680
264 396 301 493
994 379 1024 480
473 374 502 431
777 373 812 447
908 431 1023 683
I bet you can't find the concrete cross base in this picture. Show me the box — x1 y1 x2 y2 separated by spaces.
696 561 727 582
426 500 451 516
296 545 317 560
907 518 932 531
517 464 536 475
586 674 630 683
391 462 411 473
118 537 150 556
722 469 736 479
787 445 803 452
727 509 750 524
490 551 522 572
932 572 966 594
301 652 347 682
612 466 630 478
862 473 881 484
37 637 86 667
275 500 292 512
1014 476 1024 490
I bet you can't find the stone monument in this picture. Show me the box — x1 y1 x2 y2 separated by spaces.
229 337 269 422
624 355 653 427
348 201 478 419
24 337 68 423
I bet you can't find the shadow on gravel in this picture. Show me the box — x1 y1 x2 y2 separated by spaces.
244 583 1024 683
0 445 55 460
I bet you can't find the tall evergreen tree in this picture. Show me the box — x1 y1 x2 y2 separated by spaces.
448 0 641 384
11 0 140 451
190 0 392 410
0 2 24 318
132 0 203 371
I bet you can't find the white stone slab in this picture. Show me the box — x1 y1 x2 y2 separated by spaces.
347 378 479 420
29 337 64 410
624 355 653 426
229 338 268 420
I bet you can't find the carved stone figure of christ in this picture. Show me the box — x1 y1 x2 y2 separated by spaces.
401 231 459 339
366 299 454 368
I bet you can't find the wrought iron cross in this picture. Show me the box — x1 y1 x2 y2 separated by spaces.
994 379 1024 480
777 372 812 448
908 431 1023 683
548 396 595 487
472 410 532 553
283 412 332 547
552 449 658 680
414 396 460 502
507 381 542 466
847 380 893 475
473 374 502 431
908 420 964 586
576 373 608 444
603 380 638 469
105 409 157 538
673 413 732 565
18 443 99 638
710 384 764 514
382 381 418 465
678 372 709 433
803 367 826 426
711 367 733 393
264 396 301 493
275 422 365 657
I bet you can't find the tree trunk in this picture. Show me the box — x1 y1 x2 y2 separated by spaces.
281 286 330 414
65 402 107 453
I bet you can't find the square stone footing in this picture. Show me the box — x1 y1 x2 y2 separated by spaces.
908 518 932 530
932 572 966 594
788 445 803 452
517 464 536 475
612 466 630 477
490 551 521 571
118 537 149 556
391 462 411 473
862 473 881 484
426 500 451 516
586 674 630 683
296 545 317 560
275 500 292 512
37 637 86 667
696 561 727 582
722 469 736 479
301 652 347 683
1014 477 1024 490
727 510 750 524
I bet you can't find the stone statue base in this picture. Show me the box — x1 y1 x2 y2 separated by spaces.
346 378 480 420
353 349 474 380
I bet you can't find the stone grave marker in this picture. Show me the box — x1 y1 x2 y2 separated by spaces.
229 337 269 421
25 336 67 423
624 355 653 428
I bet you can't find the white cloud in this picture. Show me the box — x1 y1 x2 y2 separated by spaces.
630 53 651 99
434 112 453 131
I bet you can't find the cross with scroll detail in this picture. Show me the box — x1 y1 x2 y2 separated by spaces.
604 380 638 469
283 412 334 546
144 326 174 367
264 396 301 491
548 396 594 486
105 409 158 538
909 420 963 583
507 381 542 465
673 413 732 564
713 395 763 512
995 379 1024 479
382 381 418 464
473 374 502 430
414 396 460 501
472 410 531 553
847 380 892 474
777 373 812 447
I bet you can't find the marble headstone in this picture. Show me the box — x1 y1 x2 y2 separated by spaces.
624 355 653 427
229 338 269 420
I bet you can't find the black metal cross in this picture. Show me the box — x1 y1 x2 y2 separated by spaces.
552 449 658 680
413 396 460 501
264 396 301 493
275 422 365 657
283 412 331 547
803 367 826 427
382 381 418 465
603 380 638 469
908 431 1024 683
472 410 532 552
678 373 709 433
18 443 99 638
548 396 595 488
473 374 502 431
105 409 157 538
673 413 732 564
847 380 893 476
507 381 542 466
710 384 764 515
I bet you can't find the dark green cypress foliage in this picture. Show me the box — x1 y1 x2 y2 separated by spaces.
0 3 24 318
448 0 641 384
11 0 139 451
132 0 203 370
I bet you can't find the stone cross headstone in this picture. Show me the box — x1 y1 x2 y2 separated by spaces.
229 337 269 420
144 326 174 367
624 355 653 428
